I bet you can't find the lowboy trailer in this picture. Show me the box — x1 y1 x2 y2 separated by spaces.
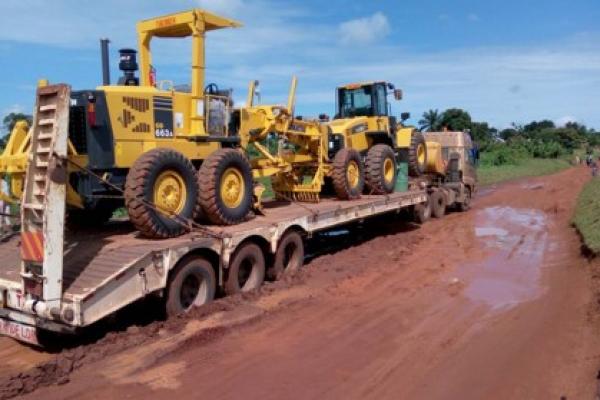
0 84 457 347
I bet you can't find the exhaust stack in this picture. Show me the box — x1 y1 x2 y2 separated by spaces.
100 38 111 85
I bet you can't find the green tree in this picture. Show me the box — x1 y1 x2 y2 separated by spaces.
2 112 32 134
470 122 493 144
523 120 555 135
418 109 442 132
440 108 472 131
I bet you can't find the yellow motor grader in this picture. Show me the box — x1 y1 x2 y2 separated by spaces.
0 9 364 239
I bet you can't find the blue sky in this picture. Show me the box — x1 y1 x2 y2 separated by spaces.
0 0 599 133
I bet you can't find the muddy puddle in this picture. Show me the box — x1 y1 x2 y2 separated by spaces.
457 206 549 311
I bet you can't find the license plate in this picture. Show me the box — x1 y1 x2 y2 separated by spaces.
0 318 39 346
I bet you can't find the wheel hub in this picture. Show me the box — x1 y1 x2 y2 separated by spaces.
417 144 426 164
347 161 360 188
154 170 187 214
383 158 395 183
221 168 245 208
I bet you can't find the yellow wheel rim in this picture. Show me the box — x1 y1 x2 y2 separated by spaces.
154 170 187 215
347 160 360 189
417 143 426 165
221 167 245 208
383 158 395 183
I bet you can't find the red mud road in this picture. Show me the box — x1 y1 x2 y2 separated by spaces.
3 166 600 399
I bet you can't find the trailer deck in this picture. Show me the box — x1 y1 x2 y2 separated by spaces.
0 189 426 344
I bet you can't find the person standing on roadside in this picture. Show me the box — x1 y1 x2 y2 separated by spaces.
591 158 598 177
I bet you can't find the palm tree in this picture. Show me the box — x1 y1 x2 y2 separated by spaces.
419 109 442 132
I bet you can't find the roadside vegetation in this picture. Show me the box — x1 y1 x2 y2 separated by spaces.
419 108 599 185
573 177 600 254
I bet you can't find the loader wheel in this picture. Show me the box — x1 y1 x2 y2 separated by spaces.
125 148 199 238
430 190 446 218
225 242 265 295
413 195 431 224
166 255 216 317
268 230 305 280
458 187 472 212
365 144 397 194
198 149 253 225
408 131 427 177
332 148 364 200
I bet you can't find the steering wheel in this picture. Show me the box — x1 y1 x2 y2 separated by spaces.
204 83 219 95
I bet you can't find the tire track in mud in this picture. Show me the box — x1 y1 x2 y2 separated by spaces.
0 214 426 399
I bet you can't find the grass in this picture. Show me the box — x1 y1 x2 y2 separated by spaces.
477 157 572 186
573 176 600 253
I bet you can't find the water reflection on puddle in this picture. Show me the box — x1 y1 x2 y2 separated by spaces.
461 206 548 311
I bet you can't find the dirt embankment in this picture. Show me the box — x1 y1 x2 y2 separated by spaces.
2 165 600 400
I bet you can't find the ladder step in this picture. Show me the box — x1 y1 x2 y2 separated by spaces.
39 104 57 112
34 174 46 182
36 146 51 154
38 119 55 126
38 133 54 140
23 203 44 210
36 161 49 168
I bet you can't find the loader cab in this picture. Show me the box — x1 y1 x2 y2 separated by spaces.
335 82 403 119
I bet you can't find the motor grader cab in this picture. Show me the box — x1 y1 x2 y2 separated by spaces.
326 81 428 196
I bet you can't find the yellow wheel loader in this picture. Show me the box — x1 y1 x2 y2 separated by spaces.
325 81 427 195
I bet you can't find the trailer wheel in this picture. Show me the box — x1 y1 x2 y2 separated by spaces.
198 149 253 225
332 148 364 200
166 256 216 317
408 131 427 177
365 144 397 194
225 242 265 295
430 190 446 218
458 188 472 212
413 195 431 224
125 148 200 238
269 230 305 280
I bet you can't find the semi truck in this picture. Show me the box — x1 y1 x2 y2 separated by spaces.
0 86 476 346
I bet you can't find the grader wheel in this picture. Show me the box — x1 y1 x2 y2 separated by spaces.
408 131 427 177
332 148 364 200
365 144 397 194
198 149 253 225
125 148 200 238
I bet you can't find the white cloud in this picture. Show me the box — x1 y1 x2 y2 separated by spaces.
2 104 23 115
555 116 577 127
467 13 480 22
196 0 244 15
339 12 391 46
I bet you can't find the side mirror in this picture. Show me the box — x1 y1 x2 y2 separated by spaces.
400 112 410 121
393 89 403 100
387 83 395 90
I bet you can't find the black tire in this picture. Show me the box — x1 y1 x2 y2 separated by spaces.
332 148 364 200
125 149 200 238
413 195 431 224
408 131 427 177
66 201 117 229
166 255 216 317
225 242 265 295
268 230 304 280
365 144 397 194
430 190 446 218
458 187 472 212
198 149 253 225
